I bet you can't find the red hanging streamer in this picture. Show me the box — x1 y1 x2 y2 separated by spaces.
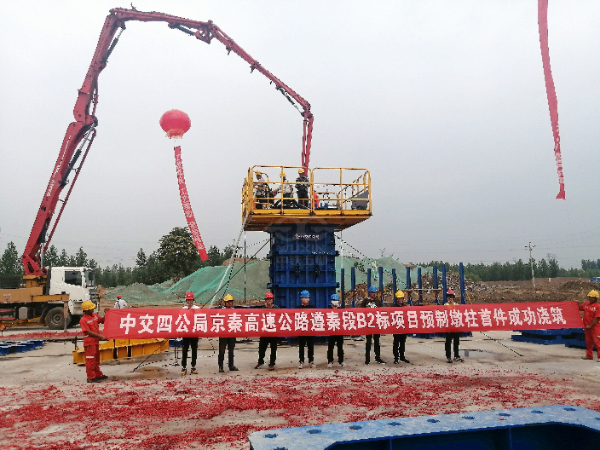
174 146 209 261
538 0 566 199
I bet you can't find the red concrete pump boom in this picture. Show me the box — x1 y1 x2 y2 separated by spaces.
22 8 313 277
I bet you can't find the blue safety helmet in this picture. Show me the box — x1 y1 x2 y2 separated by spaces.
331 293 340 301
368 285 378 293
300 290 310 298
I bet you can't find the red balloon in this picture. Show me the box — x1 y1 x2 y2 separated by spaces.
159 109 191 138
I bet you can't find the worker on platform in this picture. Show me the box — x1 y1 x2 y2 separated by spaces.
392 290 410 364
181 291 200 375
297 290 316 369
79 300 109 383
218 294 239 373
579 290 600 361
113 294 128 309
254 172 272 209
255 292 279 371
273 172 296 208
295 168 310 208
362 285 386 365
444 289 463 363
327 294 345 368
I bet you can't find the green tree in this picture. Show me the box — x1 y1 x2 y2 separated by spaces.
74 247 88 266
136 249 147 268
157 227 200 278
0 242 23 276
58 249 69 266
43 245 59 268
207 245 223 267
537 258 549 278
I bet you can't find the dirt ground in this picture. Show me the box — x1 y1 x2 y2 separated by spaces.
1 325 599 449
1 277 599 449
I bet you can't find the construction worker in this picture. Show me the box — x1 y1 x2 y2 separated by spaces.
113 294 128 309
218 294 239 373
181 291 200 375
79 300 109 383
273 172 296 208
392 290 410 364
255 292 279 371
445 289 463 363
579 290 600 361
254 172 272 209
297 290 316 369
295 168 310 208
363 285 386 365
327 294 345 368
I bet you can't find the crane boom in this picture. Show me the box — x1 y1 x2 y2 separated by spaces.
22 8 313 277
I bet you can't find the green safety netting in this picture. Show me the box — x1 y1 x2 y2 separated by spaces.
107 257 433 305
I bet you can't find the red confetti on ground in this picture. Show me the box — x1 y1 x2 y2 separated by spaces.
1 368 598 449
0 331 83 340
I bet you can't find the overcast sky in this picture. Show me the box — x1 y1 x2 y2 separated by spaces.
1 0 599 270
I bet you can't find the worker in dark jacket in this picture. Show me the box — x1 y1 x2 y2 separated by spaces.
295 168 310 208
327 294 345 368
392 290 410 364
218 294 239 373
445 289 463 363
79 301 109 383
363 285 386 365
255 292 279 371
297 290 316 368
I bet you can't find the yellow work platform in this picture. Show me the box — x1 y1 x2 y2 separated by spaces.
242 166 372 231
72 339 169 365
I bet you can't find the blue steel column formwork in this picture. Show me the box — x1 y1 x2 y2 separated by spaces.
459 262 467 304
267 223 339 309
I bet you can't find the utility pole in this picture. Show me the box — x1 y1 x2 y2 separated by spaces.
525 241 536 289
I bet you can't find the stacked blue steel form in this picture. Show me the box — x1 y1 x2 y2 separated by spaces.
511 328 586 347
0 340 43 355
249 405 600 450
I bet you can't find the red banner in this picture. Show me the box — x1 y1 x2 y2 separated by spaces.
538 0 566 200
103 302 582 339
174 145 208 261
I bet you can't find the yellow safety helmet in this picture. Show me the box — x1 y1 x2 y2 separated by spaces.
281 172 286 178
395 290 404 298
224 294 234 302
298 168 305 174
81 301 96 311
587 290 599 298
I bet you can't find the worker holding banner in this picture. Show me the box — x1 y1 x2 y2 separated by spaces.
445 290 463 363
218 295 239 373
297 290 316 369
363 286 386 365
181 291 200 375
392 290 410 364
579 290 600 361
255 292 279 371
327 294 345 368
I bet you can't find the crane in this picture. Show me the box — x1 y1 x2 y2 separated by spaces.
22 8 314 277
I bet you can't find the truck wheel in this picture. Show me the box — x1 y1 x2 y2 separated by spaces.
46 307 67 330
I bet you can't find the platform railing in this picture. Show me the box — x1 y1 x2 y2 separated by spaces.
242 166 371 219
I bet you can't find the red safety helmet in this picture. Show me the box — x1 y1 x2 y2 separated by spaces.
117 295 122 299
185 291 195 300
447 289 455 297
264 292 274 300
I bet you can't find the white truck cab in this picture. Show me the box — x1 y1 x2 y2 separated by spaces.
48 267 99 321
